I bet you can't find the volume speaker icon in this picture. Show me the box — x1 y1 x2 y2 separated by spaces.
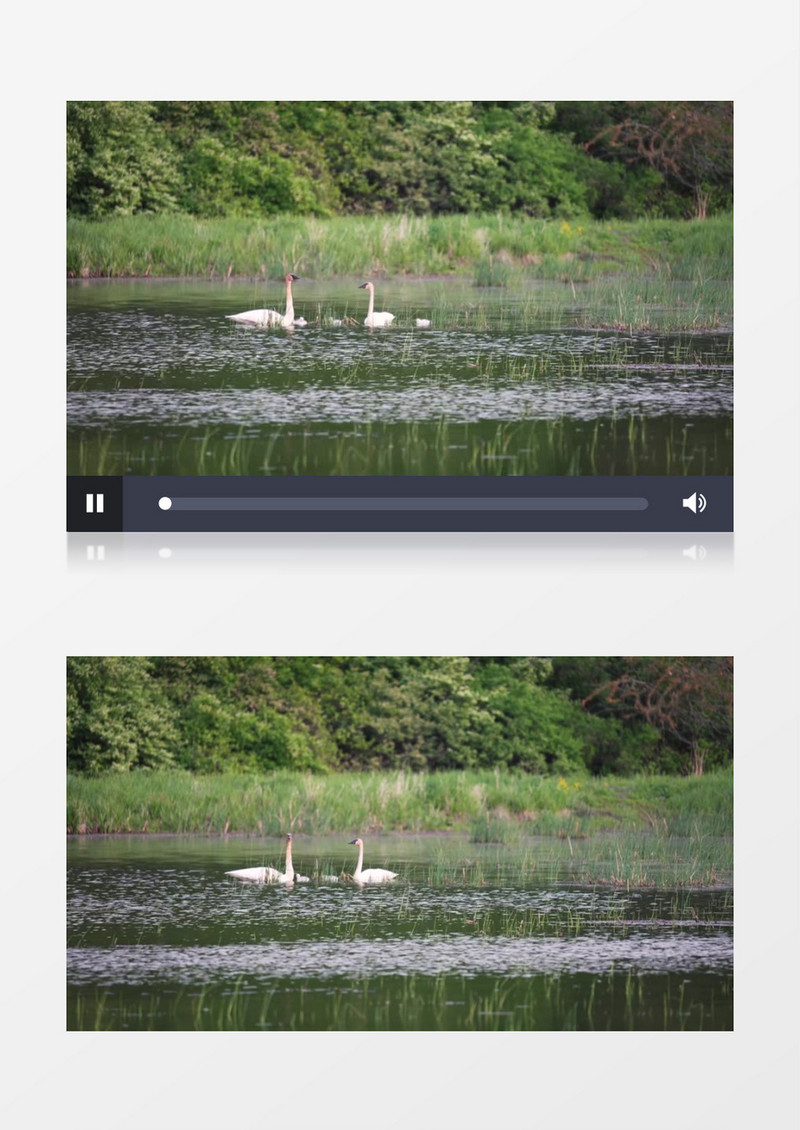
682 492 707 514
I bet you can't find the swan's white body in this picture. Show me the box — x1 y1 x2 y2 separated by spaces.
359 281 394 327
349 837 398 884
227 274 304 328
227 833 307 883
415 319 431 328
225 865 282 882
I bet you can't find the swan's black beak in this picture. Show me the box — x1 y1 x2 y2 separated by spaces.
286 833 293 839
289 274 300 281
349 838 358 844
358 283 368 289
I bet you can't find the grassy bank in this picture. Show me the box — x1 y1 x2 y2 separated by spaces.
67 767 732 839
67 212 732 283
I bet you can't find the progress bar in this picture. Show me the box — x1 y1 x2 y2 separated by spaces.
158 496 649 512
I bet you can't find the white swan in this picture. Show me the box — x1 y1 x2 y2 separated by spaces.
415 318 431 328
358 281 395 327
348 837 398 884
227 833 307 883
226 274 305 328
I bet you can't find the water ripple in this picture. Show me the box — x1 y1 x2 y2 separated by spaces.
67 930 732 986
67 373 731 428
70 313 711 380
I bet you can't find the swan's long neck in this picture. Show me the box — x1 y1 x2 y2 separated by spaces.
366 286 374 320
284 837 294 881
284 278 295 323
353 840 364 880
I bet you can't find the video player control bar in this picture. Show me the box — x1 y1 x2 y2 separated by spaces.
66 475 733 530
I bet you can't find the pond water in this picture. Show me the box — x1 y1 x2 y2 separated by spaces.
67 279 732 476
67 834 733 1030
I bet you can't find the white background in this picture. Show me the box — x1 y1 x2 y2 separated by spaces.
3 5 799 1127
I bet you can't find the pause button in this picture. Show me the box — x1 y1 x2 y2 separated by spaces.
68 478 122 531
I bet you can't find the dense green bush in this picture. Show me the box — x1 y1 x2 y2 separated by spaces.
66 101 732 222
66 657 177 772
67 102 180 217
66 657 732 778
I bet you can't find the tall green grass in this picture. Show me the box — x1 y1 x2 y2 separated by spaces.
67 767 732 839
67 213 732 283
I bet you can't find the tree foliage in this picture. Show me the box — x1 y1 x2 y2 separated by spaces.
66 657 733 778
552 101 733 218
66 101 732 221
578 657 733 775
67 102 181 217
66 657 178 773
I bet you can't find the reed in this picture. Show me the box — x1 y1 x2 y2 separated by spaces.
68 767 732 840
67 213 732 284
